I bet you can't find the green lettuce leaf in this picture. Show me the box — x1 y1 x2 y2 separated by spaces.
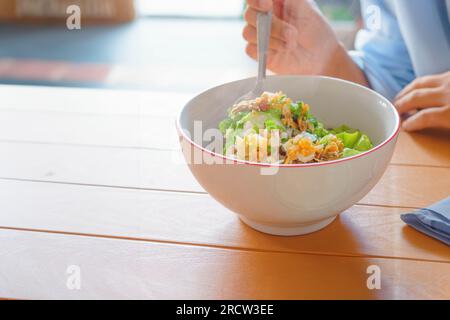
336 131 361 149
342 148 362 158
354 134 373 151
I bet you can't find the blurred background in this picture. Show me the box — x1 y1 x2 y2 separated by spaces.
0 0 361 93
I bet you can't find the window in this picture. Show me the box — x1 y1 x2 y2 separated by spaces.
136 0 360 21
136 0 244 18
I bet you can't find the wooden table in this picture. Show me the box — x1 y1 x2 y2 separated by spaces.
0 84 449 300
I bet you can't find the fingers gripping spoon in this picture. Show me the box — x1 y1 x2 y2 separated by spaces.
232 11 273 110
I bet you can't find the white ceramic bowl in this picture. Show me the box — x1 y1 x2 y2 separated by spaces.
177 76 400 236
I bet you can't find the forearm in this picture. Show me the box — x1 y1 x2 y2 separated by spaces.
326 43 369 87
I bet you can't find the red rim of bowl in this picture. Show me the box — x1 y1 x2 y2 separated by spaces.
176 76 401 168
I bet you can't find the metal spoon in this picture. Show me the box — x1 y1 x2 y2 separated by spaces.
232 11 272 108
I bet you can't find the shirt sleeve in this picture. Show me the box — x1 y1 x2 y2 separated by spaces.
349 0 416 101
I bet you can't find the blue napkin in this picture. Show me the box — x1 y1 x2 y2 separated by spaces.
401 196 450 246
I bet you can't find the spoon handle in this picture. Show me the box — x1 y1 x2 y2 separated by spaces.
257 11 273 85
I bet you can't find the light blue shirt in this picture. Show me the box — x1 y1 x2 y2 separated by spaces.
350 0 450 100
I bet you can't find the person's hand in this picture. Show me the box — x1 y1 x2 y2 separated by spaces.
242 0 368 86
394 71 450 131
